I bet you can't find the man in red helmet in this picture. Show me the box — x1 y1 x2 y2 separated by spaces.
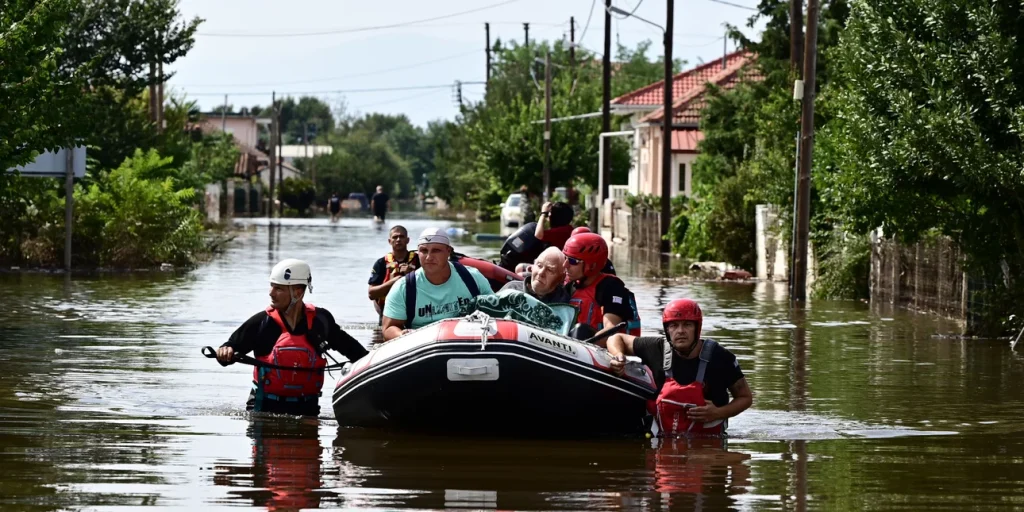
605 299 752 436
563 232 637 339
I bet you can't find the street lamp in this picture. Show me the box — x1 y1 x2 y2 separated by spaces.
609 1 674 254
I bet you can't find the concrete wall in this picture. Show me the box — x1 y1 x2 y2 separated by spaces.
755 204 789 281
204 183 221 224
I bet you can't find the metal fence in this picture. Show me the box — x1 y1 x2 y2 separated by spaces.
871 235 966 321
629 207 662 252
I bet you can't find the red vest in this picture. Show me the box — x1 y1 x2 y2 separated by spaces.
569 274 641 336
254 304 327 397
374 252 417 310
650 339 726 438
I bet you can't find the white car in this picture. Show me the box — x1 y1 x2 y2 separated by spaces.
499 193 525 228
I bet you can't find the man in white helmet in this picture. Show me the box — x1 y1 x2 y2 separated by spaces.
215 258 369 416
381 228 492 340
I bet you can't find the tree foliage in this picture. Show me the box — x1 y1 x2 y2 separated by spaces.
816 0 1024 314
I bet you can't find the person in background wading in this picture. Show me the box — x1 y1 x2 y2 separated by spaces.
367 225 420 323
605 298 752 437
328 192 342 222
216 259 368 416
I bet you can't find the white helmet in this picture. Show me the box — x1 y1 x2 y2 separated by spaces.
269 258 313 291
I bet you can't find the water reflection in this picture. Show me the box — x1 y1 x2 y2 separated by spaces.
214 416 326 510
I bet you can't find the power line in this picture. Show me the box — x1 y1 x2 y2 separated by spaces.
578 0 598 46
611 0 645 19
176 82 487 98
703 0 757 11
197 0 520 38
178 49 481 88
349 89 447 110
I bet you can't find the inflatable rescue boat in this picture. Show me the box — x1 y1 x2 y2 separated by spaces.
333 305 658 436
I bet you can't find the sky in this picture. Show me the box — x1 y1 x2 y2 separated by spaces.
168 0 765 127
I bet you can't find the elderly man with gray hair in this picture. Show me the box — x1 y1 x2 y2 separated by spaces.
500 246 572 304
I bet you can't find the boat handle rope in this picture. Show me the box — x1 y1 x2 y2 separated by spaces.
200 346 349 372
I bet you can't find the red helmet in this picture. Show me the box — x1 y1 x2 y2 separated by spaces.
662 298 702 339
571 226 591 237
563 233 608 278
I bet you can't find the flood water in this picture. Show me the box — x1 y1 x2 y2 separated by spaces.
2 217 1023 511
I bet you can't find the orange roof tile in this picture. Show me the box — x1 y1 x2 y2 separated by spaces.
611 50 753 109
640 55 762 124
671 130 704 153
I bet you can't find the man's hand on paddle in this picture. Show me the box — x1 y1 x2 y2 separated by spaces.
609 354 626 376
216 346 235 365
687 402 721 422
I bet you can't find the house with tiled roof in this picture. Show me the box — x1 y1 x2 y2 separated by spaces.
610 50 760 198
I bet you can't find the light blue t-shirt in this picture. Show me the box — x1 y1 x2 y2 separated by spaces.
382 262 493 329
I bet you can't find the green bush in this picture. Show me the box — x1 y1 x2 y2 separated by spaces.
76 149 204 267
278 177 316 215
812 229 870 300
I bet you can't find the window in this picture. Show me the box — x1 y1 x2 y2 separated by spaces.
508 195 521 207
678 163 686 192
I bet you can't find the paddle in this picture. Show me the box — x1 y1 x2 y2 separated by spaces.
582 322 627 346
201 346 349 372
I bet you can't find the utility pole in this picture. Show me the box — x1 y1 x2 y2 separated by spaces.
543 50 552 201
64 148 74 272
157 62 164 133
660 0 674 254
569 16 576 71
723 29 728 70
793 0 820 301
523 22 530 47
485 23 492 89
601 0 612 205
268 91 276 219
221 94 228 131
277 117 284 218
790 0 805 74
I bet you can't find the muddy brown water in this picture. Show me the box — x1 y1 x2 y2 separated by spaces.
2 218 1023 511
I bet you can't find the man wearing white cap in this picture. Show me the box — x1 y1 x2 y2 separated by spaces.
381 228 492 340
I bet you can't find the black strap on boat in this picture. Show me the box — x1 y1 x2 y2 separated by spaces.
403 261 481 325
582 322 626 346
201 346 347 372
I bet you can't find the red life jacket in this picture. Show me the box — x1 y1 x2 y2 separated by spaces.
650 339 726 438
374 252 417 311
254 304 327 398
569 274 641 336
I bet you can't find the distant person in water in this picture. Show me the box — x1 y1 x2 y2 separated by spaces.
215 259 368 416
328 192 342 222
371 185 390 222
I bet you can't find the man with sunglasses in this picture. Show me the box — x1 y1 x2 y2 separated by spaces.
563 233 641 342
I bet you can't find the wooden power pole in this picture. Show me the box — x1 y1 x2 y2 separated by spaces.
543 50 552 201
601 0 612 204
790 0 804 73
660 0 674 254
793 0 820 301
268 91 276 218
569 16 576 70
485 23 492 88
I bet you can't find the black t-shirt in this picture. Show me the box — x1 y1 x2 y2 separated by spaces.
371 193 389 214
586 275 634 320
221 307 369 364
368 253 420 286
329 196 341 209
632 337 744 407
